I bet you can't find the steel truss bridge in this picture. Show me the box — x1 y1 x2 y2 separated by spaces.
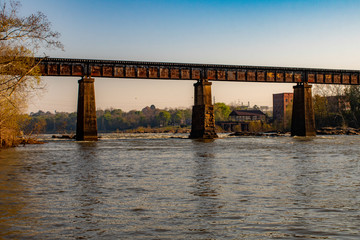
37 57 360 84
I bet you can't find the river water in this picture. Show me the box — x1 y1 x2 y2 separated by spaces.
0 133 359 239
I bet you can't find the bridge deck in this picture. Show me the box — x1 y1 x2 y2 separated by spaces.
37 57 360 85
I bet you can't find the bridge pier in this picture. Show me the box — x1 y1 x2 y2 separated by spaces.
291 83 316 137
190 79 218 139
76 77 98 141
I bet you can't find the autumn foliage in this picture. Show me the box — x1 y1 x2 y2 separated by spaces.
0 0 62 147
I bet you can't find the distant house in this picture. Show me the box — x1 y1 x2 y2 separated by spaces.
229 110 267 122
217 109 267 132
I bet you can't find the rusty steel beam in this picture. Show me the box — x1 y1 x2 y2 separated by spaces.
36 57 360 85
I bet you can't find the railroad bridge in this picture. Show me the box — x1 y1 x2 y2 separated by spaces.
37 57 360 140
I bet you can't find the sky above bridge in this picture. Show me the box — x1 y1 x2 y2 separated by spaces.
20 0 360 113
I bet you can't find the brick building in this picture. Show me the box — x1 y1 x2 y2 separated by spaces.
273 93 293 128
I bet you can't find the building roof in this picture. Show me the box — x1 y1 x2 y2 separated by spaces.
230 110 266 117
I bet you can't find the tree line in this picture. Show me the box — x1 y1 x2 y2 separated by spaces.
22 103 236 134
23 105 192 134
21 102 273 134
313 85 360 129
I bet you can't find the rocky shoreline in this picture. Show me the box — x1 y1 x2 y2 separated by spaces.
52 134 76 139
316 127 360 135
229 127 360 136
229 131 287 137
121 127 191 134
49 127 360 140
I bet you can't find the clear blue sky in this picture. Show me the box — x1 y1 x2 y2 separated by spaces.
19 0 360 113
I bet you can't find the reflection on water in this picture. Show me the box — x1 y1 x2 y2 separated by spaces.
0 150 33 238
72 142 103 239
0 134 360 239
190 141 222 237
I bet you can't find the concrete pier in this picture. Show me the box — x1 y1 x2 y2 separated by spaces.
76 77 98 141
291 83 316 137
190 79 218 139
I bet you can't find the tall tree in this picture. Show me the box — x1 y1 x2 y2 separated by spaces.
214 102 231 121
0 0 62 146
344 85 360 127
157 110 171 127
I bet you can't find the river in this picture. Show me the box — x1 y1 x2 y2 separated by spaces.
0 134 359 239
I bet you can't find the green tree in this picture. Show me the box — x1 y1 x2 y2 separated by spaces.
171 110 183 126
157 110 171 127
313 94 329 128
214 102 231 121
344 85 360 127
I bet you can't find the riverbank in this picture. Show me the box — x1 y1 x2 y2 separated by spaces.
30 126 360 142
0 137 45 148
120 126 191 133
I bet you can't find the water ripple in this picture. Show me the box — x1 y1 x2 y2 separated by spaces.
1 135 360 239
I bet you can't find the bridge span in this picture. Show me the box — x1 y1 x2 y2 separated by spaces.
37 57 360 140
38 57 360 84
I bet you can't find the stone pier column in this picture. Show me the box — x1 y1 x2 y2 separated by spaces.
291 83 316 137
190 79 218 139
76 77 98 141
